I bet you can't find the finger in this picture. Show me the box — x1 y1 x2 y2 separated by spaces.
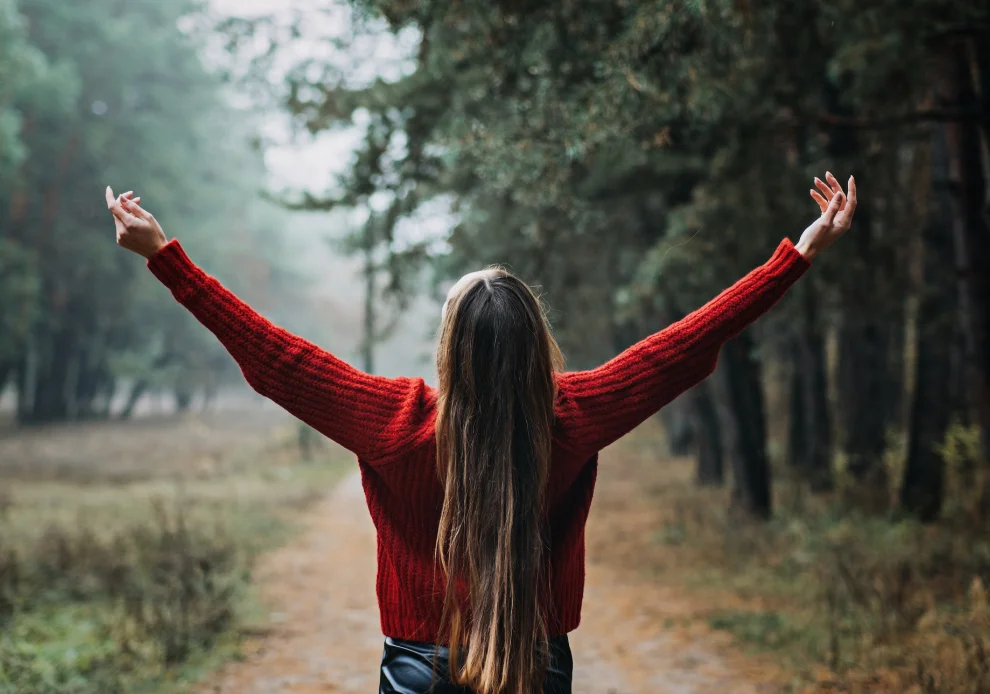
814 177 834 201
108 200 134 224
106 191 137 225
121 191 135 201
825 171 843 197
123 199 152 221
823 190 844 225
810 189 829 213
125 197 149 215
835 176 858 229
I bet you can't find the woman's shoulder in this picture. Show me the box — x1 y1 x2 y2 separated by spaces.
365 377 438 466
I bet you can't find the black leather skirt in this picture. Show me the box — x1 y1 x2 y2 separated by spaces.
379 635 573 694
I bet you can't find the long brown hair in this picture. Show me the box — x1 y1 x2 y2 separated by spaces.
435 266 564 694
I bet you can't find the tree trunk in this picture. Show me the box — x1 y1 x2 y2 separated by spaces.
793 281 834 491
120 353 173 420
823 87 895 507
201 382 217 412
693 382 724 487
0 361 13 398
660 397 695 457
63 350 80 421
662 303 718 475
943 40 990 472
15 344 36 423
788 354 807 464
834 207 893 512
19 326 73 424
902 147 957 521
174 388 193 413
712 332 772 519
882 301 908 429
298 423 317 461
120 379 149 420
362 224 376 375
75 359 111 420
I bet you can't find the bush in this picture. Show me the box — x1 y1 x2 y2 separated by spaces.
633 438 990 691
939 421 988 526
115 503 241 665
664 493 990 690
0 500 245 690
0 546 18 625
0 422 350 693
913 581 990 694
0 643 124 694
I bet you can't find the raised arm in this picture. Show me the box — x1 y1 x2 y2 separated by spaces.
554 173 857 457
106 187 430 460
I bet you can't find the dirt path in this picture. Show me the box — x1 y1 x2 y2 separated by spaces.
201 462 778 694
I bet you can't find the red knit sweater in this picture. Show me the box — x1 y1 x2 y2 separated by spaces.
147 237 809 642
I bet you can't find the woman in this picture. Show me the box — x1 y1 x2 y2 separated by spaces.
106 172 856 694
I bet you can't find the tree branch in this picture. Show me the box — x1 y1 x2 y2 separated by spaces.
815 108 982 130
259 189 348 211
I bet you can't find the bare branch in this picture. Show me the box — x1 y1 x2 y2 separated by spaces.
815 108 983 130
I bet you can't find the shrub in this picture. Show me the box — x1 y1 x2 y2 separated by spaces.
115 503 241 665
0 643 124 694
0 498 245 690
644 459 990 690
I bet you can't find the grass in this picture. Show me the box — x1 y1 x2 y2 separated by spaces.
609 421 990 693
0 418 350 694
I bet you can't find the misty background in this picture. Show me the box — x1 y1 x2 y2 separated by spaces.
1 0 441 421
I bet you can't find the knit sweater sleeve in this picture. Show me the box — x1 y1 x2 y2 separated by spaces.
554 238 810 457
146 239 430 460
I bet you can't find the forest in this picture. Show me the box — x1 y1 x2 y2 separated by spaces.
225 0 990 523
0 0 300 424
2 0 990 692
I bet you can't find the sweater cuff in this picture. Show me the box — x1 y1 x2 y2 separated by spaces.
770 237 812 278
146 238 203 301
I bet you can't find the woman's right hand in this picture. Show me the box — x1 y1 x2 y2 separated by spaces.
105 186 168 259
794 172 857 261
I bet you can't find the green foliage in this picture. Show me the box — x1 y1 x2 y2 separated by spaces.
707 609 801 651
939 421 987 524
251 0 986 370
0 0 32 177
0 238 40 362
0 0 297 422
0 636 125 694
232 0 989 522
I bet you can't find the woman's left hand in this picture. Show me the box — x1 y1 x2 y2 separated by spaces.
105 186 167 259
795 172 857 261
